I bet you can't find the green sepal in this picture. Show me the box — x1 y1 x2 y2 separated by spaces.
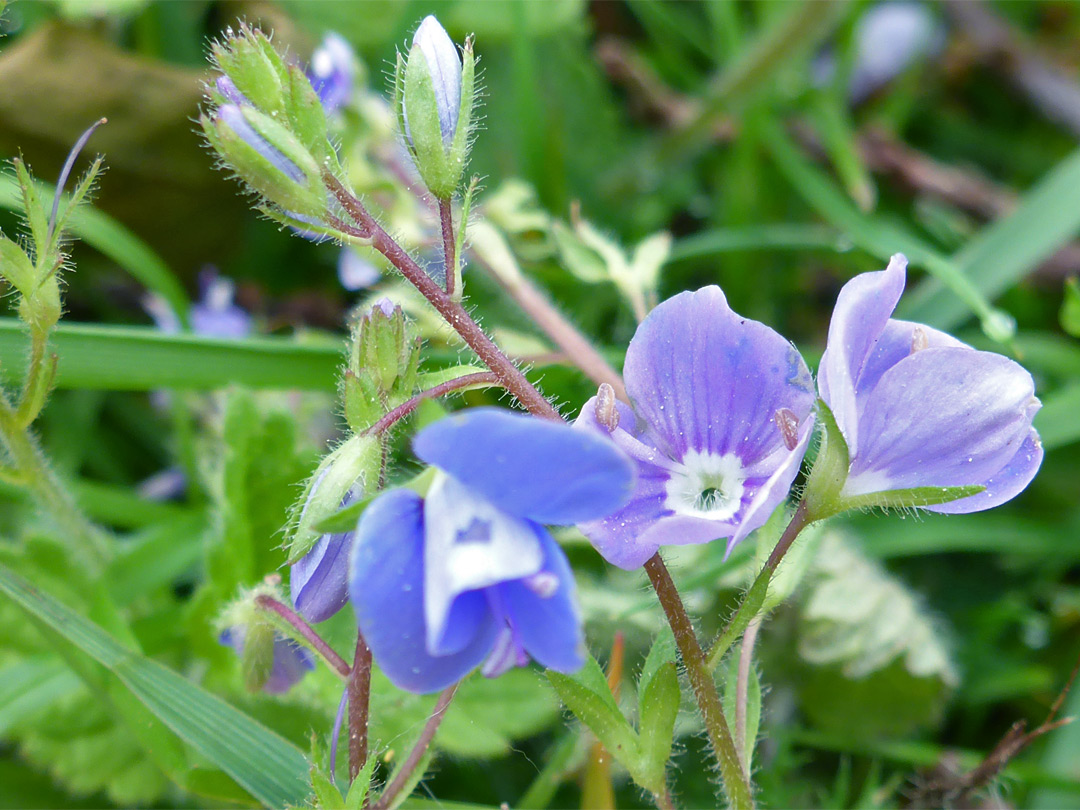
446 38 476 195
286 434 381 562
402 48 460 198
345 300 420 432
240 619 276 693
839 484 986 512
283 61 331 164
14 157 49 252
212 26 286 116
801 398 850 520
0 235 36 295
18 273 62 334
342 370 384 434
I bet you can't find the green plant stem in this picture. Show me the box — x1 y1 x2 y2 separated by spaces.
349 634 373 782
14 331 55 427
0 396 109 571
643 553 754 810
254 595 350 678
324 173 560 422
362 372 499 437
371 683 458 810
734 615 762 771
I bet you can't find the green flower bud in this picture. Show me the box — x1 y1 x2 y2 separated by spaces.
397 16 476 199
344 298 420 432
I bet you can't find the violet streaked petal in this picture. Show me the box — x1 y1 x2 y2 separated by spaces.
622 285 814 463
818 254 907 458
412 16 461 145
264 637 316 694
215 75 250 106
413 407 636 525
845 347 1039 495
290 530 353 623
928 428 1043 514
496 524 584 673
350 489 497 693
422 472 543 652
730 414 815 548
217 104 306 184
307 32 356 113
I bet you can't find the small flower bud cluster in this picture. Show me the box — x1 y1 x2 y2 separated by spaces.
201 25 341 222
394 16 477 199
343 298 420 433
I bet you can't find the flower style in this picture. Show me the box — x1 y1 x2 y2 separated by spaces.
817 254 1042 512
306 32 357 114
576 286 816 570
349 408 635 693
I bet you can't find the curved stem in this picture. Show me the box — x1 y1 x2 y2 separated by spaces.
254 595 351 678
644 553 754 810
362 372 499 437
324 173 559 422
349 634 373 781
371 683 458 810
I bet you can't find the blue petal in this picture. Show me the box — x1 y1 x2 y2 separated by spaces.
622 286 815 464
496 525 584 673
349 489 498 693
265 637 316 695
290 529 353 623
929 429 1043 514
413 407 635 525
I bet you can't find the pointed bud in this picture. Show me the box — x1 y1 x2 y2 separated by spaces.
397 15 476 198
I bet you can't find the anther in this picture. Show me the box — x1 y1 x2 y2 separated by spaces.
911 326 929 354
774 408 799 451
594 383 620 432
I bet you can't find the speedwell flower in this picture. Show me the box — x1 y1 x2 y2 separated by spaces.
219 627 314 694
576 286 816 570
817 254 1042 512
306 32 357 114
349 408 635 694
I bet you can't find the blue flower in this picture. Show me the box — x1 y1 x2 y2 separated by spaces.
818 254 1042 511
349 408 635 694
575 287 816 569
290 484 360 624
306 32 357 114
145 269 251 339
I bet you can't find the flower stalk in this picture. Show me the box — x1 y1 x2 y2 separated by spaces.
349 635 373 781
254 594 350 678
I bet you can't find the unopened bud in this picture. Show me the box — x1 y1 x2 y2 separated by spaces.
344 299 420 431
774 407 800 451
910 325 928 354
594 383 620 432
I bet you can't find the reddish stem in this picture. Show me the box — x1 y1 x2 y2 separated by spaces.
348 634 373 781
362 372 499 437
255 595 350 678
324 173 560 422
439 197 456 297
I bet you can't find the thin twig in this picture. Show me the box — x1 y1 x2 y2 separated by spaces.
371 684 459 810
324 173 560 422
255 595 351 678
734 616 762 772
349 634 373 781
363 372 499 437
439 198 456 297
644 554 754 810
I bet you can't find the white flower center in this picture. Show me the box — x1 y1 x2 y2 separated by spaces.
665 450 746 521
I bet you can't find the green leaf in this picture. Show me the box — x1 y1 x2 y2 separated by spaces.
903 146 1080 331
1061 277 1080 338
636 657 679 791
547 655 638 764
670 223 844 261
0 319 341 391
838 484 986 512
552 220 609 283
1036 382 1080 450
0 563 312 808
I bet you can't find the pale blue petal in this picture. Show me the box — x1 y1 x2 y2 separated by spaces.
929 429 1043 514
819 254 906 458
413 407 636 525
412 16 461 145
350 489 496 694
845 347 1040 495
622 285 815 464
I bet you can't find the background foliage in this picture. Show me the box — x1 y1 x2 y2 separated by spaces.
1 1 1079 807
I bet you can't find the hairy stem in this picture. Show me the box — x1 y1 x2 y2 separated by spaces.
734 615 762 771
349 634 373 781
762 498 812 575
471 247 628 400
324 173 559 421
439 198 456 298
0 397 109 571
254 595 351 678
644 553 754 810
372 684 458 810
363 372 500 437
